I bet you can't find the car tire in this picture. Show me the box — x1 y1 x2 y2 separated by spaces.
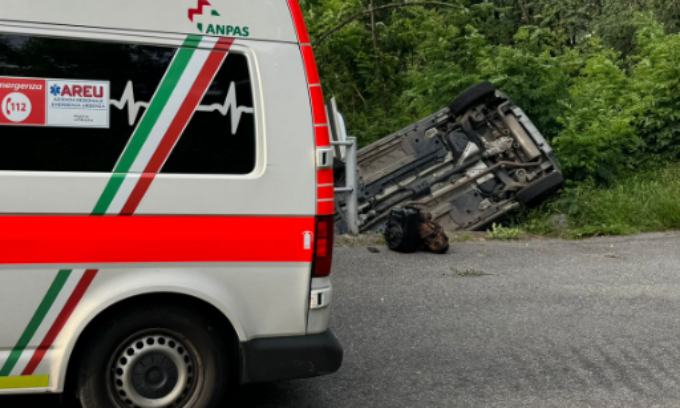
77 304 229 408
448 81 497 116
516 171 565 204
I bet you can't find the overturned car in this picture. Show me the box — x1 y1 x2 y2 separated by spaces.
334 82 564 234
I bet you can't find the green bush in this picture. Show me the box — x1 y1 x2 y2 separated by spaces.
306 1 680 181
524 164 680 237
303 1 680 236
553 49 641 183
554 15 680 183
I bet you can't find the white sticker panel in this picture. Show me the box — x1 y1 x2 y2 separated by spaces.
46 80 110 128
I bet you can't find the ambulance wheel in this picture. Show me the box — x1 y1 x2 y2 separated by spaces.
77 305 229 408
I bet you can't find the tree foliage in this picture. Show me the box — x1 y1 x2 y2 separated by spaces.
303 0 680 184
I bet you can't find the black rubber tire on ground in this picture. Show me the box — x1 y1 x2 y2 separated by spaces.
448 81 497 116
516 171 565 205
77 304 230 408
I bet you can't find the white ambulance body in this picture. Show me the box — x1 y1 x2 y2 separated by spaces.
0 1 341 407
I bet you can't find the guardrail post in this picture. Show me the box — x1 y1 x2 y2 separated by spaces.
345 137 359 235
332 137 359 235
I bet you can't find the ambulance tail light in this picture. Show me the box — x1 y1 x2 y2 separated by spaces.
313 215 334 277
289 0 335 277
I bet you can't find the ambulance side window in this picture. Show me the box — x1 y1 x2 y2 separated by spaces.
0 34 256 175
0 34 172 172
161 52 256 175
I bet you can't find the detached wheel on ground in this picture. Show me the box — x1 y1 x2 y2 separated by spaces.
77 305 230 408
448 81 497 116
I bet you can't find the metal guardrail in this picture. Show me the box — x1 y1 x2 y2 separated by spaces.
332 137 359 235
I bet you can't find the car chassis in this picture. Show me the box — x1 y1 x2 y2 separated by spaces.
334 82 564 234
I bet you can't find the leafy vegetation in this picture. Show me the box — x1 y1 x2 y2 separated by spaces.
523 164 680 238
486 223 523 241
303 0 680 236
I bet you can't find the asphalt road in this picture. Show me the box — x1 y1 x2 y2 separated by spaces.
5 232 680 407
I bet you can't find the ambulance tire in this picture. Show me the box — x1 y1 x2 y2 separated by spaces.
77 304 229 408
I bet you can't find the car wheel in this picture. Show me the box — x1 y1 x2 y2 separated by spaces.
516 171 565 204
77 305 229 408
448 81 497 116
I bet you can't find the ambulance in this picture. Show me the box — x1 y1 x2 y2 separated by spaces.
0 1 342 407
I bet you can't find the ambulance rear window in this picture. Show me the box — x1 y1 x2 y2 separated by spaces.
0 34 256 175
161 50 256 175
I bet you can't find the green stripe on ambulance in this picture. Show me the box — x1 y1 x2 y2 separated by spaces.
0 35 231 382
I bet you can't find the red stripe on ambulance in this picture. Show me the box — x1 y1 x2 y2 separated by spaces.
122 37 233 215
317 185 334 200
120 173 155 215
0 216 315 264
22 270 98 376
18 37 242 374
317 169 334 185
288 0 335 215
317 201 335 215
145 37 234 173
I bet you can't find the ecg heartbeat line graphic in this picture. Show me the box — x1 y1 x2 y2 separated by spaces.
110 81 255 135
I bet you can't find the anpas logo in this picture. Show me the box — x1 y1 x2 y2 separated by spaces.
188 0 250 38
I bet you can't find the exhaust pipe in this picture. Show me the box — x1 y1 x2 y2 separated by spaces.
498 103 541 161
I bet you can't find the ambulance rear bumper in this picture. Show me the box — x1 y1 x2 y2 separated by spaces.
239 330 343 384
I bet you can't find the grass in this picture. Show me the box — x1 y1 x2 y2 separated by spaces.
449 232 477 243
486 223 523 241
522 164 680 238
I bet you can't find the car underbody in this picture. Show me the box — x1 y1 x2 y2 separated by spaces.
334 82 564 234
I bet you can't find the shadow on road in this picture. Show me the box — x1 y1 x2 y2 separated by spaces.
0 383 305 408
